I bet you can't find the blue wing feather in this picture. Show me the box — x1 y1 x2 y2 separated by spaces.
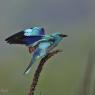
23 36 43 45
5 27 45 45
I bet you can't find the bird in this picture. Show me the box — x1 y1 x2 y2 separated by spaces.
5 27 68 74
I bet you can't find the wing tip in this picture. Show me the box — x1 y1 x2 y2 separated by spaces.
5 37 15 44
5 37 11 44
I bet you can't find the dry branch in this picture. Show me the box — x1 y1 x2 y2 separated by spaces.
28 49 62 95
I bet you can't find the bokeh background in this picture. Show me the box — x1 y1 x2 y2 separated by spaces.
0 0 95 95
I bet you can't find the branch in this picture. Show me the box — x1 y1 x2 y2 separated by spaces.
28 49 63 95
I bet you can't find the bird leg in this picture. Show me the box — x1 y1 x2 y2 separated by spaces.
28 47 36 53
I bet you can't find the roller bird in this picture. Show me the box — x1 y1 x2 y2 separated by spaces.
5 27 68 74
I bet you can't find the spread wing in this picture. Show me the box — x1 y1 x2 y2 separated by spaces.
5 27 45 46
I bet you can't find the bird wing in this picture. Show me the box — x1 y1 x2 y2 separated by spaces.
5 27 45 45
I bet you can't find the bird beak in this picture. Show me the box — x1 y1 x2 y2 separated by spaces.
60 34 68 38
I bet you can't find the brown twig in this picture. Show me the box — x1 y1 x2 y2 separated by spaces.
28 49 62 95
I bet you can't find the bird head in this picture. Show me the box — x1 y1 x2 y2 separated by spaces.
51 32 68 44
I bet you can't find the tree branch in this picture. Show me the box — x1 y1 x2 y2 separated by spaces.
28 49 62 95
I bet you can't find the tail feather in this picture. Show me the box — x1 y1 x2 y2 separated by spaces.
24 65 32 74
24 56 36 75
24 60 33 74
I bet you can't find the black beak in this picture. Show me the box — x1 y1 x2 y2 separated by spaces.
60 34 68 38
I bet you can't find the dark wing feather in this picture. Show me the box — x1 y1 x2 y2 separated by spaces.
5 31 44 45
5 27 46 45
5 31 25 44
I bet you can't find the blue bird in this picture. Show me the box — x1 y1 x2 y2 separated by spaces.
5 27 68 74
23 33 68 74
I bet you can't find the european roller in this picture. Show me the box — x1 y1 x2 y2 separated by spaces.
5 27 68 74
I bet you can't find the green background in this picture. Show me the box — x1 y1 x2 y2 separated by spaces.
0 0 95 95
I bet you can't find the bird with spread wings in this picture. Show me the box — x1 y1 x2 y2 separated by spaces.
5 27 68 74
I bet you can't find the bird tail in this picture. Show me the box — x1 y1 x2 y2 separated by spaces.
24 57 36 75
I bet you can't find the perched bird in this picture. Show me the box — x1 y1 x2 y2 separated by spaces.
5 27 68 74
